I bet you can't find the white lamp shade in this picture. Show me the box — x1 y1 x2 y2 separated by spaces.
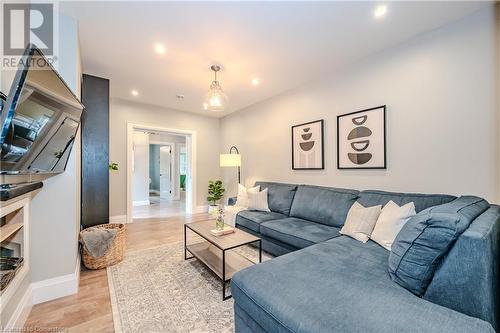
220 154 241 167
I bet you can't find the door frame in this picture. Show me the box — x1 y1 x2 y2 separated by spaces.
127 123 196 223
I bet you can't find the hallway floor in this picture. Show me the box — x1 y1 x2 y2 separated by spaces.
132 191 186 219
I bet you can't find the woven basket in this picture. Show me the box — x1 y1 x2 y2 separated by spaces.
81 223 126 270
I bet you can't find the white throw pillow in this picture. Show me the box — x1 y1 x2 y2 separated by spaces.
236 184 260 207
370 200 416 250
247 188 271 212
339 202 382 243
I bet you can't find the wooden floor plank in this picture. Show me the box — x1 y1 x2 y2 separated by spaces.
23 213 210 332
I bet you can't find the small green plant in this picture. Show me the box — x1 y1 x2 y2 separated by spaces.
109 162 119 171
207 180 225 206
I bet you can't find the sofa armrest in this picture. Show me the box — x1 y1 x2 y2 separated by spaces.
228 196 237 206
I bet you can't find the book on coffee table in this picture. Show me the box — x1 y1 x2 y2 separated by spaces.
210 225 235 237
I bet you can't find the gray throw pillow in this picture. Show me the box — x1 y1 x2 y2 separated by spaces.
388 196 489 296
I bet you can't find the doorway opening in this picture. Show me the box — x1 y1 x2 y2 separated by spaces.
127 123 196 222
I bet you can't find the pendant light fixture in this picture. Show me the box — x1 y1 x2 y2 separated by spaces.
204 65 227 112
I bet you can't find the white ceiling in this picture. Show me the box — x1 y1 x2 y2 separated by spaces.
61 1 489 117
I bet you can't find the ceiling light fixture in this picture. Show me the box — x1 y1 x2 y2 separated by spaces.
131 89 139 96
154 43 166 55
251 78 260 86
204 65 227 112
374 5 387 19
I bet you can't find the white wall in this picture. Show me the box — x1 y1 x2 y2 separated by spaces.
221 7 500 203
132 131 150 204
30 13 81 283
109 99 221 217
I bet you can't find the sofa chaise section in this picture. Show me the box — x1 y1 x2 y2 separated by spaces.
231 182 499 331
232 236 495 333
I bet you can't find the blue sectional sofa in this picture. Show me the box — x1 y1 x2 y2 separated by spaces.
230 181 500 333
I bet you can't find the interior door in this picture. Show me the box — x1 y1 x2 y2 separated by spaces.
160 146 172 199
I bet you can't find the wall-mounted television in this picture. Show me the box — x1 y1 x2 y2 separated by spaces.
0 44 84 175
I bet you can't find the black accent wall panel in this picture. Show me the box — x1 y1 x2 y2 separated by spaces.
81 74 109 228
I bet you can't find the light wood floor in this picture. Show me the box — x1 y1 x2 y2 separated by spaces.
24 213 210 333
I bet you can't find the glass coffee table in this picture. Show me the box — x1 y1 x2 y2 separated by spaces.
184 220 262 300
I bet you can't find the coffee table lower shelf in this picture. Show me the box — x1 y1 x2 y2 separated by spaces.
186 242 255 281
185 240 261 300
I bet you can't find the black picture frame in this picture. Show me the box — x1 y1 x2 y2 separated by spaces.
337 105 386 170
291 119 324 170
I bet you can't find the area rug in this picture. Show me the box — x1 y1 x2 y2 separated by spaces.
107 241 271 333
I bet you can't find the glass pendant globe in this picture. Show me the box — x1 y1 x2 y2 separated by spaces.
204 80 227 112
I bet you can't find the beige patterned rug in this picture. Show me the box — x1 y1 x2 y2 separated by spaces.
107 241 271 333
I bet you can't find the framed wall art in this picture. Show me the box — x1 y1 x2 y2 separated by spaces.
291 119 324 170
337 105 386 169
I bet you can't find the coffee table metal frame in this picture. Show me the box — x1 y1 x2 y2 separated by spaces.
184 223 262 300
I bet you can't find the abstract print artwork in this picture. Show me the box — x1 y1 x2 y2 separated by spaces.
292 119 324 170
337 106 386 169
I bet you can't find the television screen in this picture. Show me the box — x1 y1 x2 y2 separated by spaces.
0 44 84 174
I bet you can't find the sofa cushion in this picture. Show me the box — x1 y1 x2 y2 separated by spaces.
339 201 382 243
260 217 341 249
358 190 456 213
389 196 490 296
424 205 500 328
289 185 359 227
254 181 297 215
236 210 287 233
232 236 495 333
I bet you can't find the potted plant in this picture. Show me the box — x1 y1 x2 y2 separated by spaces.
109 162 119 171
207 180 225 215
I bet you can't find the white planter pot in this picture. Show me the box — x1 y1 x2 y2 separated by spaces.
208 205 219 216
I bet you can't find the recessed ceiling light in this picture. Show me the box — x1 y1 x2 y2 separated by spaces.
203 103 208 110
154 43 166 55
131 90 139 96
251 78 260 86
374 5 387 19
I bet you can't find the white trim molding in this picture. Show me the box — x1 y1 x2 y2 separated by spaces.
126 123 197 223
31 258 80 305
5 284 32 331
109 215 128 224
132 200 150 207
3 258 80 329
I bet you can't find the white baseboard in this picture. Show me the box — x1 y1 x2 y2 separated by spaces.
109 215 128 224
3 257 80 329
5 285 33 330
31 258 80 305
133 200 150 206
193 205 208 214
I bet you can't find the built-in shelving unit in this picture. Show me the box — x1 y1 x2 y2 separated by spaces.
0 190 38 305
0 222 23 244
